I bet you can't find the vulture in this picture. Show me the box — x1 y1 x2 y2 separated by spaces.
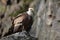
2 8 34 37
13 8 34 34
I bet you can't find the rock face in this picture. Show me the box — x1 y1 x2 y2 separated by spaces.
1 0 60 40
0 0 7 5
0 31 37 40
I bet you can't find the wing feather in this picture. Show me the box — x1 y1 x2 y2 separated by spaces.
14 15 25 24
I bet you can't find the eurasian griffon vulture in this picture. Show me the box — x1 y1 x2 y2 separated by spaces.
2 8 34 37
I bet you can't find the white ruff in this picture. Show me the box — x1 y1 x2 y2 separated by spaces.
27 10 33 16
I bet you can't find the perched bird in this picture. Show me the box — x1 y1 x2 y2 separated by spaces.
13 8 34 33
2 8 34 37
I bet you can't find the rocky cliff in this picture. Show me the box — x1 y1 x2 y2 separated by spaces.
0 0 60 40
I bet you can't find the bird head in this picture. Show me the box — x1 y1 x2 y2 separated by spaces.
28 8 34 11
27 8 34 16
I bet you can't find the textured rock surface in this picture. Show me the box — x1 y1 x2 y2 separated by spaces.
0 31 37 40
0 0 60 40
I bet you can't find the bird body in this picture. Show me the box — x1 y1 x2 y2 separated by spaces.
13 8 34 33
1 8 34 37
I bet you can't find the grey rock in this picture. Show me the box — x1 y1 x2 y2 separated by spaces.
0 31 37 40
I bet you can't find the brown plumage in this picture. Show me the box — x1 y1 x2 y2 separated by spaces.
1 8 34 37
13 13 33 33
3 13 33 37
